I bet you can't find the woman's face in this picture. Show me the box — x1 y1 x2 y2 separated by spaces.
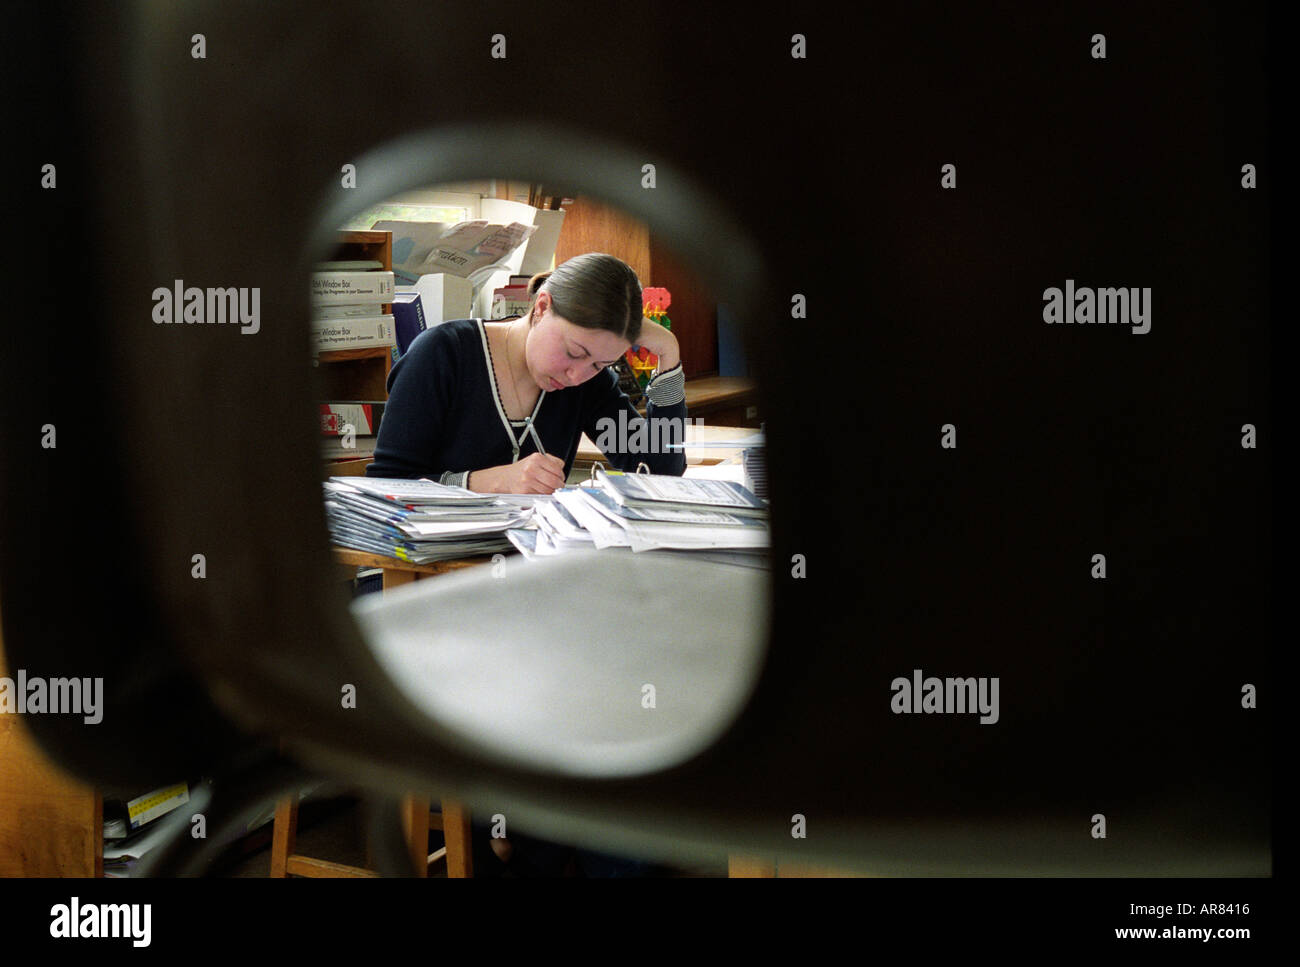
525 291 630 392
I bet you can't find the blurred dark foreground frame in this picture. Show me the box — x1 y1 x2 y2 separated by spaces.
0 0 1271 876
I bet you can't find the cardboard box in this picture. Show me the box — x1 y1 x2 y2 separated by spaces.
408 273 474 326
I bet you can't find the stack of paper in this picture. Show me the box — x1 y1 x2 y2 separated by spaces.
742 447 767 499
103 816 182 878
666 427 769 500
506 468 770 569
103 779 205 878
324 477 532 563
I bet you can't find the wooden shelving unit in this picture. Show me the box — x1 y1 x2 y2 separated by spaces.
315 230 393 478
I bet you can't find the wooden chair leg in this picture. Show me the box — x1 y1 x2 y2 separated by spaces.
441 800 473 878
269 795 298 877
273 572 471 878
401 795 430 876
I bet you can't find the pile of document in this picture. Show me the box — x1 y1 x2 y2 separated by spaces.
741 446 767 499
103 816 176 878
324 476 532 563
666 427 767 501
506 467 770 569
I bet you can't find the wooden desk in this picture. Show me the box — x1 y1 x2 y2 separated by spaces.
684 376 759 427
333 547 496 590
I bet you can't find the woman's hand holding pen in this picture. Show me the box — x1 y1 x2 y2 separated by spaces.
634 316 680 373
467 453 567 494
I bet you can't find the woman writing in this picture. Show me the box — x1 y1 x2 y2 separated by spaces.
368 252 687 488
365 252 685 874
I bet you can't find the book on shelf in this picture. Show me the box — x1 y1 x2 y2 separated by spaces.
309 270 395 304
322 439 379 460
390 290 428 356
314 302 391 320
490 282 530 319
313 259 385 272
320 402 384 436
310 315 394 351
320 400 382 460
321 437 377 460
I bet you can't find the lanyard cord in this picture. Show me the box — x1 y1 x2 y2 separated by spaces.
481 318 549 463
502 394 547 463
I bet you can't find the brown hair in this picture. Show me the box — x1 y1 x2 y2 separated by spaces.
527 253 643 344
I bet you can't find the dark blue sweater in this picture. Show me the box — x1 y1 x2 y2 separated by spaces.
367 318 688 485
